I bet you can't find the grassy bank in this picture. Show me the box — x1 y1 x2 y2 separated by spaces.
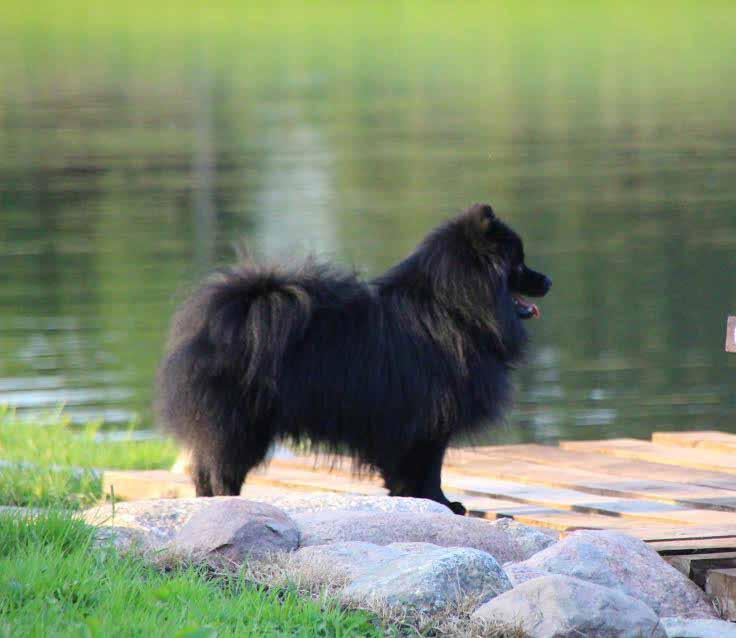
0 408 178 508
0 510 381 637
0 410 385 637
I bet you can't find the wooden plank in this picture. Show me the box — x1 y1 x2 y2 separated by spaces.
441 473 736 526
668 552 736 586
650 537 736 555
102 470 195 500
102 469 320 502
270 446 736 520
444 453 736 511
251 467 387 496
560 438 736 475
456 444 736 491
706 568 736 620
726 315 736 353
652 431 736 454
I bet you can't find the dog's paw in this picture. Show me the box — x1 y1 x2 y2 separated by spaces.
449 501 467 516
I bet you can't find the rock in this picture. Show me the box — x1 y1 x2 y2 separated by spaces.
269 494 453 516
489 518 558 555
168 499 298 564
472 574 666 638
294 511 552 562
93 526 150 553
288 541 410 585
341 546 511 614
513 530 717 618
660 617 736 638
83 494 452 543
503 562 548 587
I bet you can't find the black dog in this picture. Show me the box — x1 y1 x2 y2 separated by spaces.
157 203 550 514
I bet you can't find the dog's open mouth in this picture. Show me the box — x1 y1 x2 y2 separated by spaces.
512 293 540 320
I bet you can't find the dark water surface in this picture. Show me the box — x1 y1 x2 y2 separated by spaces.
1 3 735 444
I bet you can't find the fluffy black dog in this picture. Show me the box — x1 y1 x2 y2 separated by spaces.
158 203 550 514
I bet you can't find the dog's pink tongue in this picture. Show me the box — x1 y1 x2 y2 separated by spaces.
531 304 540 318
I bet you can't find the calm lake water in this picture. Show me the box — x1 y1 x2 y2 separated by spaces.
1 3 735 444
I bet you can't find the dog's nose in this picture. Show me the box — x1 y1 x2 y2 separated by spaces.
543 276 552 293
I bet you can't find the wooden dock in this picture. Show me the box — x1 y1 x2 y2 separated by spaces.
104 430 736 617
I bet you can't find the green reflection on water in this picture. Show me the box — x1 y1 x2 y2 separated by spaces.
0 2 735 443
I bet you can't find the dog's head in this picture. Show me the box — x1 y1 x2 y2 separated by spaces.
467 203 552 320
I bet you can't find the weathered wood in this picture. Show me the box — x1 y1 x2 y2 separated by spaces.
102 470 195 500
561 438 736 475
444 454 736 511
651 537 736 555
726 316 736 353
441 473 736 525
706 568 736 620
668 551 736 587
457 444 736 491
652 430 736 454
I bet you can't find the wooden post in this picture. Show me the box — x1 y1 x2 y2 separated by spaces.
727 316 736 353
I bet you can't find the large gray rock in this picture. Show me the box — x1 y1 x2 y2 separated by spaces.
491 518 558 554
660 617 736 638
83 494 452 543
503 562 548 587
93 525 151 553
472 575 666 638
84 497 223 542
294 511 554 562
341 546 511 614
512 530 716 618
289 541 417 583
168 499 299 564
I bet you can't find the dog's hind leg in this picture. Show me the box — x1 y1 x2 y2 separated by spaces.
385 439 467 516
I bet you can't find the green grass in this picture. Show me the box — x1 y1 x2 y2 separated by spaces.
0 408 179 509
0 511 383 638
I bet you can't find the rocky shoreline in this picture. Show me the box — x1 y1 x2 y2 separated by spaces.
80 493 736 638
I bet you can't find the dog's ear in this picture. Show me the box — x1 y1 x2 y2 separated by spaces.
469 203 496 233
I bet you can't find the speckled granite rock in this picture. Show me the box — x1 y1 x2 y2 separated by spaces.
502 562 548 587
660 617 736 637
512 530 717 618
294 510 552 562
83 494 453 543
167 499 298 563
341 546 511 614
472 574 666 638
93 525 151 552
268 493 453 516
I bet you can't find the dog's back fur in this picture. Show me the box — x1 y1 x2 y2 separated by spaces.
157 204 547 513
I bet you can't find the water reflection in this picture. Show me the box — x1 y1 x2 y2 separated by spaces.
1 3 735 442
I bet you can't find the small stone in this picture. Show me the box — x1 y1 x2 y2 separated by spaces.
341 546 511 614
294 511 552 562
168 499 298 564
660 617 736 638
512 530 717 618
472 574 666 638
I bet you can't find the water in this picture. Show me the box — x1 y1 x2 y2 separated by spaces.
1 2 735 444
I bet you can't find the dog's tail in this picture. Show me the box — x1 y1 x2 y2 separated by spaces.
156 255 319 443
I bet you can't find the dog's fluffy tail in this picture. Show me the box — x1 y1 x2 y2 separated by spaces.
156 255 362 446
